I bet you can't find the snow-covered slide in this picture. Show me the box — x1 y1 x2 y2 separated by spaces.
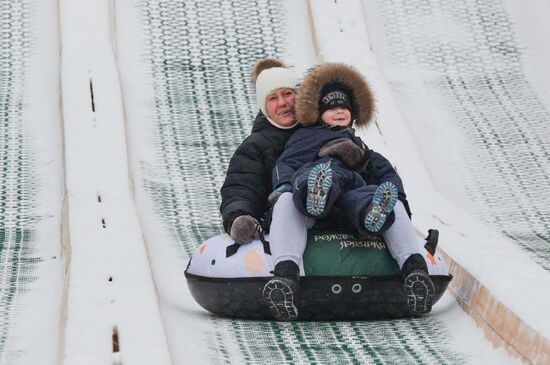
0 1 64 364
112 0 535 363
357 0 550 362
0 0 544 363
59 0 170 363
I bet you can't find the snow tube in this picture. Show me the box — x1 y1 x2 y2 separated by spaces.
185 229 452 320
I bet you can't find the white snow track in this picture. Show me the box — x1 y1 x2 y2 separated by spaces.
0 0 548 364
0 1 64 364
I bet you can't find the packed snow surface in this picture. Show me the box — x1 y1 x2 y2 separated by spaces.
0 0 548 364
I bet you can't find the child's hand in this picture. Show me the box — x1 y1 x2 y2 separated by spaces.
319 138 368 169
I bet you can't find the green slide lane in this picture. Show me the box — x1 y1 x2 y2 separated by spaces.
0 1 35 359
0 1 62 363
366 0 550 271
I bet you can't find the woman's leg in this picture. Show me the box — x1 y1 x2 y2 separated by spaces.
270 192 314 268
382 200 425 269
265 192 314 321
383 200 435 314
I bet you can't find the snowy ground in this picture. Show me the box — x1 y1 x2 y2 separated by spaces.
0 0 548 364
0 1 64 364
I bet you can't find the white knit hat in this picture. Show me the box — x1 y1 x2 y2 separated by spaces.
254 64 300 129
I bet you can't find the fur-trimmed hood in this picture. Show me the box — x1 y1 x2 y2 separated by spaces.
296 63 375 127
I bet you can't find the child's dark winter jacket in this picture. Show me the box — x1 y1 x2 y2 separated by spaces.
220 112 298 233
272 125 408 233
271 63 411 233
273 125 406 199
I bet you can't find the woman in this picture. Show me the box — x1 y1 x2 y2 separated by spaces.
220 59 369 321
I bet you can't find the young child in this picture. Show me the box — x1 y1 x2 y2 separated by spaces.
270 63 435 315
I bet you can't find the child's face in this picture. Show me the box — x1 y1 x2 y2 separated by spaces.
321 107 351 126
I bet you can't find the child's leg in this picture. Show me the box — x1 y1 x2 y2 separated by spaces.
363 182 399 233
306 160 333 216
334 180 399 234
269 192 314 268
291 158 342 218
382 200 425 269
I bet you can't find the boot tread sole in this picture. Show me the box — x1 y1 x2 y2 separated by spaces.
364 182 399 232
306 161 333 217
263 277 298 321
404 270 435 315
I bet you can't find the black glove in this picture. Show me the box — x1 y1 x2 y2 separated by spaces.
319 138 370 170
268 184 293 205
230 215 260 244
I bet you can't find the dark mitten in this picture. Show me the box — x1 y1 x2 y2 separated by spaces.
230 215 260 244
354 147 372 174
319 138 368 169
268 184 293 205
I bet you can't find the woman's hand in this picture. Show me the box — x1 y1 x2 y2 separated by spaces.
230 215 260 244
319 138 369 169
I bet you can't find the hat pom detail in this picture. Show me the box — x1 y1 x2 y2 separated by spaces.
251 58 287 84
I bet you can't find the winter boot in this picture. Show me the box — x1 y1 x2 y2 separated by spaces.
364 181 398 233
306 161 333 216
263 260 300 321
402 253 435 315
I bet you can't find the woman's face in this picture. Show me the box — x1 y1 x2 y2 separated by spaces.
265 88 297 127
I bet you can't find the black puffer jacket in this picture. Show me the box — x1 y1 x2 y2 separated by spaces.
220 112 298 232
